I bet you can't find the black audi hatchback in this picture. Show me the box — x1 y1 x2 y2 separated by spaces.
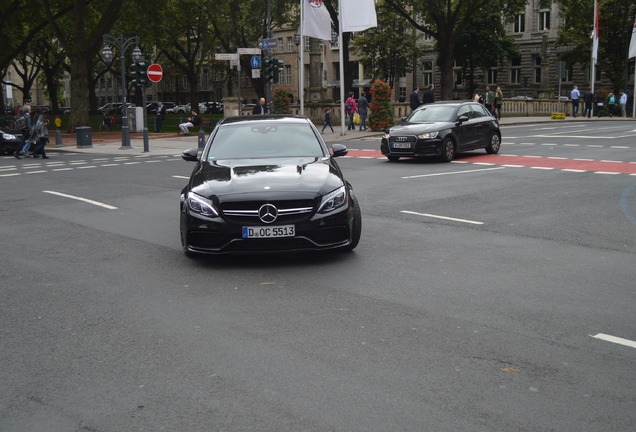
180 115 362 256
381 102 501 162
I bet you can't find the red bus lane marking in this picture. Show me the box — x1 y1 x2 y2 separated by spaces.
343 150 636 174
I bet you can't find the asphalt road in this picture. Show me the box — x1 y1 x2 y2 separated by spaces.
1 121 635 431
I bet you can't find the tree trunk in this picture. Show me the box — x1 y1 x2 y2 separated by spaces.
69 55 91 129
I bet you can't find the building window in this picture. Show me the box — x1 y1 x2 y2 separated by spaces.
510 57 521 84
422 61 433 86
538 3 550 31
560 64 572 82
277 38 284 53
487 69 497 84
513 14 525 33
304 36 310 51
287 37 293 52
284 65 292 85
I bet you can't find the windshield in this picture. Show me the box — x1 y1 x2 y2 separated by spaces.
206 122 325 160
405 105 457 123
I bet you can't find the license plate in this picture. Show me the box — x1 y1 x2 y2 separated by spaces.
391 141 411 149
242 225 295 239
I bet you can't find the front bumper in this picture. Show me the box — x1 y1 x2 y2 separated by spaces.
380 137 443 158
181 204 354 254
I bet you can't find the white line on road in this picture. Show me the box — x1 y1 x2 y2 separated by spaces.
172 175 189 179
43 190 118 210
401 210 484 225
0 173 21 177
402 167 505 179
591 333 636 349
52 168 74 172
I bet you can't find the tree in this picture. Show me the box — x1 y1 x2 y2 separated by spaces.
382 0 526 100
41 0 124 129
556 0 636 91
455 10 519 98
349 3 424 88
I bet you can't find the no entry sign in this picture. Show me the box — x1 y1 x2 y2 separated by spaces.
147 64 163 83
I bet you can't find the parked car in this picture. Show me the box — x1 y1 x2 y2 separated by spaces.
179 115 362 256
0 128 22 155
202 101 223 114
380 101 501 162
98 102 135 115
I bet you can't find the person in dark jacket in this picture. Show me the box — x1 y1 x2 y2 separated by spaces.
422 84 435 104
584 89 594 118
155 101 167 132
357 92 369 131
409 88 420 111
252 98 267 115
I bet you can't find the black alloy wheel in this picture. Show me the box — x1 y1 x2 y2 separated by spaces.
440 137 455 162
485 133 501 154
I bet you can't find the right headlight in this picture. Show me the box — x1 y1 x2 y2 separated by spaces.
318 186 347 214
186 192 219 217
2 133 17 140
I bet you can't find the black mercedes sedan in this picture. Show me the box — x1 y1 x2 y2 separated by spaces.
381 102 501 162
180 115 362 256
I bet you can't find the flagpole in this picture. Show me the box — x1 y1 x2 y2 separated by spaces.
590 0 598 116
338 8 346 135
299 0 305 116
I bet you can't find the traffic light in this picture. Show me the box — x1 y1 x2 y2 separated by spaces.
130 61 149 86
272 59 284 83
262 59 273 82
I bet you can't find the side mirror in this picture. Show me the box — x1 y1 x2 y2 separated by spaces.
456 114 469 124
182 148 199 161
331 143 348 157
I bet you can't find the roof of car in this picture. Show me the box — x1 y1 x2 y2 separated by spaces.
219 115 311 126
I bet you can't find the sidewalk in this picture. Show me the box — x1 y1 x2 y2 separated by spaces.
47 115 634 156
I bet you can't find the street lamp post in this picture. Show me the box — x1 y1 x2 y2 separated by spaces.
102 34 141 150
294 33 302 114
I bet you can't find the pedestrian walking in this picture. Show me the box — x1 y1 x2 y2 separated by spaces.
607 92 615 117
423 84 435 104
14 105 32 159
584 88 594 118
570 85 580 117
155 101 167 132
321 108 334 133
618 90 627 117
357 92 369 131
494 86 503 120
410 87 420 111
345 92 358 131
484 86 495 115
29 114 50 159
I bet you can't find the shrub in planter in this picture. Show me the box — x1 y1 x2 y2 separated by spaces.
368 80 394 131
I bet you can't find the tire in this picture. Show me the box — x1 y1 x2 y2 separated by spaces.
346 196 362 251
485 132 501 154
439 137 455 162
387 155 400 162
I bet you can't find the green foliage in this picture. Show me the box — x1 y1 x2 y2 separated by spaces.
368 80 394 131
273 87 292 114
556 0 636 91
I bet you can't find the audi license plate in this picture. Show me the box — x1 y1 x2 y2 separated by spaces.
391 141 411 149
242 225 295 239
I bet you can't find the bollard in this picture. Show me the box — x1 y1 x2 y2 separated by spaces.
198 127 205 150
55 128 63 147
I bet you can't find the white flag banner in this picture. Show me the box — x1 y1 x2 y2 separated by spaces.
629 14 636 59
591 0 599 64
341 0 377 33
302 0 332 41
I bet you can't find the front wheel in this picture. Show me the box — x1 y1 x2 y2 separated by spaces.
346 196 362 251
439 137 455 162
485 133 501 154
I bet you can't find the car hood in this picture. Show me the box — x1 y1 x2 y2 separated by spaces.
190 156 344 201
388 121 452 135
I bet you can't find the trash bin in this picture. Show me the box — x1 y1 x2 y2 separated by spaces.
76 126 92 148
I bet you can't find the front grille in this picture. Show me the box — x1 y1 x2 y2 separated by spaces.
220 200 315 224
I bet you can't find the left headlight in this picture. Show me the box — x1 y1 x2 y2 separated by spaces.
186 192 219 217
417 131 439 139
318 186 347 213
2 133 17 140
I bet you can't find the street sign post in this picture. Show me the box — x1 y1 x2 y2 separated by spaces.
146 64 163 83
238 48 261 55
215 53 239 61
258 38 278 49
